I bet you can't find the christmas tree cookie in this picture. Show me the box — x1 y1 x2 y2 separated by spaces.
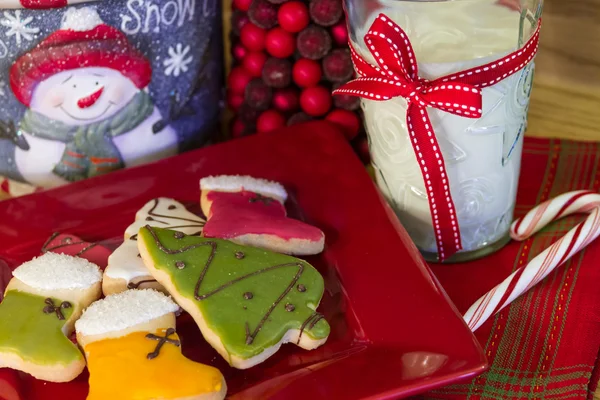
138 226 330 369
200 175 325 256
0 253 102 382
103 198 205 295
76 289 226 400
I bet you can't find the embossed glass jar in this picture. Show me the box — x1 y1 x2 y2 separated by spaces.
0 0 222 195
345 0 543 262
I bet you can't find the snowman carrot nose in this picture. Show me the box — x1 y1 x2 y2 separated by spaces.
77 87 104 109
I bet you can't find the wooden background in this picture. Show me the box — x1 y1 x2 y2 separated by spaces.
527 0 600 142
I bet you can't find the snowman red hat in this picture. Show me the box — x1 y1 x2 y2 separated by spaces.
10 8 152 107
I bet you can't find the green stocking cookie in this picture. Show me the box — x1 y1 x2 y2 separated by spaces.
0 252 102 382
138 226 330 369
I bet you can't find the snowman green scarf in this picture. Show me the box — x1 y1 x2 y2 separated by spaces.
19 91 155 182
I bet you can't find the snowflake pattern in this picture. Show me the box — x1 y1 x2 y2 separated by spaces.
163 44 193 77
1 11 39 45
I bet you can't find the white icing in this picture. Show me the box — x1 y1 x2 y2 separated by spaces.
61 7 103 31
104 198 205 282
13 252 102 290
200 175 288 203
75 289 179 336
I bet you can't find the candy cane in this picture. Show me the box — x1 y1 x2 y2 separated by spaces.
464 190 600 331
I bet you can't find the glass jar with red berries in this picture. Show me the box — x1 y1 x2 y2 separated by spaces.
227 0 363 139
342 0 543 262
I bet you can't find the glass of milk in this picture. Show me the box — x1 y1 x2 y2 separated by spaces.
346 0 543 262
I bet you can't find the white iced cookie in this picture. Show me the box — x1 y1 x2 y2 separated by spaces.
102 198 205 295
200 175 325 256
0 253 102 382
76 289 226 400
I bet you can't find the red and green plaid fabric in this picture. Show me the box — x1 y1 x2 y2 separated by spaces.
424 138 600 400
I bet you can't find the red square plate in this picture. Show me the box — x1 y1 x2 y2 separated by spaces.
0 122 486 400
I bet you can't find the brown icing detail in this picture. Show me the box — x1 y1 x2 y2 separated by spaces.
137 253 141 258
173 232 185 239
245 322 252 345
42 298 71 320
175 261 186 270
41 232 60 252
145 225 307 346
296 313 324 345
285 303 295 312
146 328 180 360
148 199 204 224
40 232 98 256
235 251 245 259
297 284 306 292
75 243 99 256
127 279 158 289
168 205 177 210
243 292 253 300
130 234 138 241
248 193 274 205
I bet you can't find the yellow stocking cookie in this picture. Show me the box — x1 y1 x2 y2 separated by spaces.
76 289 226 400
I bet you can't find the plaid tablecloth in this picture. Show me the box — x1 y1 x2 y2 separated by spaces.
424 138 600 399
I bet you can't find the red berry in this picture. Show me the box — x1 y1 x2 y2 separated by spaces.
287 112 313 126
243 51 268 78
297 25 332 60
231 10 250 35
309 0 343 27
273 88 299 112
330 20 348 46
292 58 322 88
228 66 253 94
326 109 361 140
300 86 332 116
233 0 252 11
245 79 273 110
240 23 267 52
257 110 286 133
248 0 279 29
322 48 354 82
332 82 360 110
232 119 246 138
262 57 292 88
265 27 296 58
232 43 248 61
238 105 261 126
278 1 309 33
227 91 244 112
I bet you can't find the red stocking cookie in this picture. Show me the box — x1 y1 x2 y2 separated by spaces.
41 233 111 269
200 175 325 255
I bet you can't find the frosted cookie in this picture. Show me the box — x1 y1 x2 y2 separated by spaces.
41 232 111 269
138 226 330 369
76 289 226 400
0 253 102 382
200 175 325 256
103 198 205 295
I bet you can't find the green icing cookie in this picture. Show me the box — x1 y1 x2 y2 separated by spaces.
0 290 81 365
139 226 330 361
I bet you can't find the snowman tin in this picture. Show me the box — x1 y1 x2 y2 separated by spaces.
0 0 222 193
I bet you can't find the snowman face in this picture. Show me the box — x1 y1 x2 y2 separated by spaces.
30 67 140 125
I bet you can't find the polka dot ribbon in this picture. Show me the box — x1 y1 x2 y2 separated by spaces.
334 14 542 261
